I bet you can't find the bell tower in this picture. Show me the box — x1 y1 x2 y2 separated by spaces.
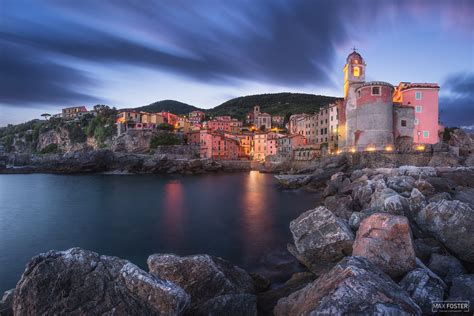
343 49 366 99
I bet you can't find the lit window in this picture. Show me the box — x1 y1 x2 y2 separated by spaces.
423 131 429 138
353 66 360 77
415 91 422 100
371 86 381 95
416 106 422 113
414 118 419 125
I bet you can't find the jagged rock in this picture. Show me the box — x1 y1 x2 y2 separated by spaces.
351 182 373 210
414 238 444 263
428 254 466 284
454 187 474 208
348 211 370 231
383 194 409 215
147 254 255 313
428 152 461 167
288 206 354 274
371 178 388 191
274 256 421 315
366 188 398 212
414 179 436 196
399 268 446 314
386 175 415 193
416 200 474 262
428 191 452 203
324 195 353 220
448 275 474 306
398 166 437 178
257 272 316 315
250 273 271 293
407 188 427 218
195 294 257 316
0 289 14 316
352 213 416 277
12 248 190 315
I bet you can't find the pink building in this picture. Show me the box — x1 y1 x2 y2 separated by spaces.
208 117 242 133
194 130 240 160
188 110 205 124
277 134 306 159
393 82 440 144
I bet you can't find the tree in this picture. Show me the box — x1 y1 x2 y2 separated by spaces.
41 113 51 120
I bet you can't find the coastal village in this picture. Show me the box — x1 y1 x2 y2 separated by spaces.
51 50 442 162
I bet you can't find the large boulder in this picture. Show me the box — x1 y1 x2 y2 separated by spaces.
351 182 373 210
12 248 190 315
288 207 354 274
413 238 444 263
324 195 353 220
415 200 474 262
399 268 445 314
352 213 416 277
147 254 255 314
274 256 421 315
428 254 466 284
414 179 436 196
386 175 415 194
448 275 474 308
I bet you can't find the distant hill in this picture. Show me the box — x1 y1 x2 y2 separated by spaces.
131 93 340 119
133 100 200 114
207 93 340 120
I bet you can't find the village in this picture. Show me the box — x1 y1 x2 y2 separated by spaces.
51 50 441 162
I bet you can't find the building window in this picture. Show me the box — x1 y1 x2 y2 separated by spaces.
423 131 429 138
371 86 381 96
414 118 419 125
357 90 361 98
415 91 422 100
353 66 360 77
416 105 422 113
401 120 407 127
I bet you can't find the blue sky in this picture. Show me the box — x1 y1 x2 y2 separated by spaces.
0 0 473 127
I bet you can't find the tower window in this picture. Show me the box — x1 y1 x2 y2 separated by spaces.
371 86 381 95
401 120 407 127
353 66 360 77
416 105 422 113
423 131 429 138
414 118 419 125
415 92 422 100
357 90 361 98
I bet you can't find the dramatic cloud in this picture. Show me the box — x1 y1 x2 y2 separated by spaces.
440 73 474 128
0 0 473 121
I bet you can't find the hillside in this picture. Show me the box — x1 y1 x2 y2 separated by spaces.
133 100 200 114
207 93 340 120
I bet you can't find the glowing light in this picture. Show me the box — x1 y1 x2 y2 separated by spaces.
366 146 376 152
416 145 425 151
336 150 342 155
353 66 360 77
385 145 393 151
350 147 356 153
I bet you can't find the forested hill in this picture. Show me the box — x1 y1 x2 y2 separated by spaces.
131 93 341 119
206 93 340 119
133 100 200 114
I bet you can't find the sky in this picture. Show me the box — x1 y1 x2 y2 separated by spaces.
0 0 473 128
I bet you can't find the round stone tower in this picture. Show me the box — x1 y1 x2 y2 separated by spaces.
352 82 394 150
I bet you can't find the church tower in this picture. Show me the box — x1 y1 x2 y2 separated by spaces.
343 50 366 99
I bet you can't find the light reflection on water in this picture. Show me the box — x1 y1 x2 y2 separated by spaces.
0 172 318 292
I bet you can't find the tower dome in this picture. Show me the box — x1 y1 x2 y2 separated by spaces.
346 50 364 64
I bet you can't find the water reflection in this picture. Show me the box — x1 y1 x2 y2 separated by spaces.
162 180 185 250
241 171 274 261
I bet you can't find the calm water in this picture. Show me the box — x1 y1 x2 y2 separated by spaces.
0 172 318 292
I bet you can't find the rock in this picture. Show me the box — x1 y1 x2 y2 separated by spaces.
407 188 427 218
383 194 408 215
366 187 398 211
428 152 461 167
399 268 446 314
352 213 416 277
398 166 437 178
351 182 373 210
454 187 474 208
250 273 271 293
386 175 415 193
12 248 190 315
448 275 474 307
288 207 354 274
428 254 466 284
428 191 452 203
0 289 14 316
348 211 370 231
414 238 444 263
416 200 474 262
195 294 257 316
414 179 436 196
257 272 316 315
274 256 421 315
324 195 353 220
147 254 255 313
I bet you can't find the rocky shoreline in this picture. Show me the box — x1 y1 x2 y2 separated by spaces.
1 164 473 315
